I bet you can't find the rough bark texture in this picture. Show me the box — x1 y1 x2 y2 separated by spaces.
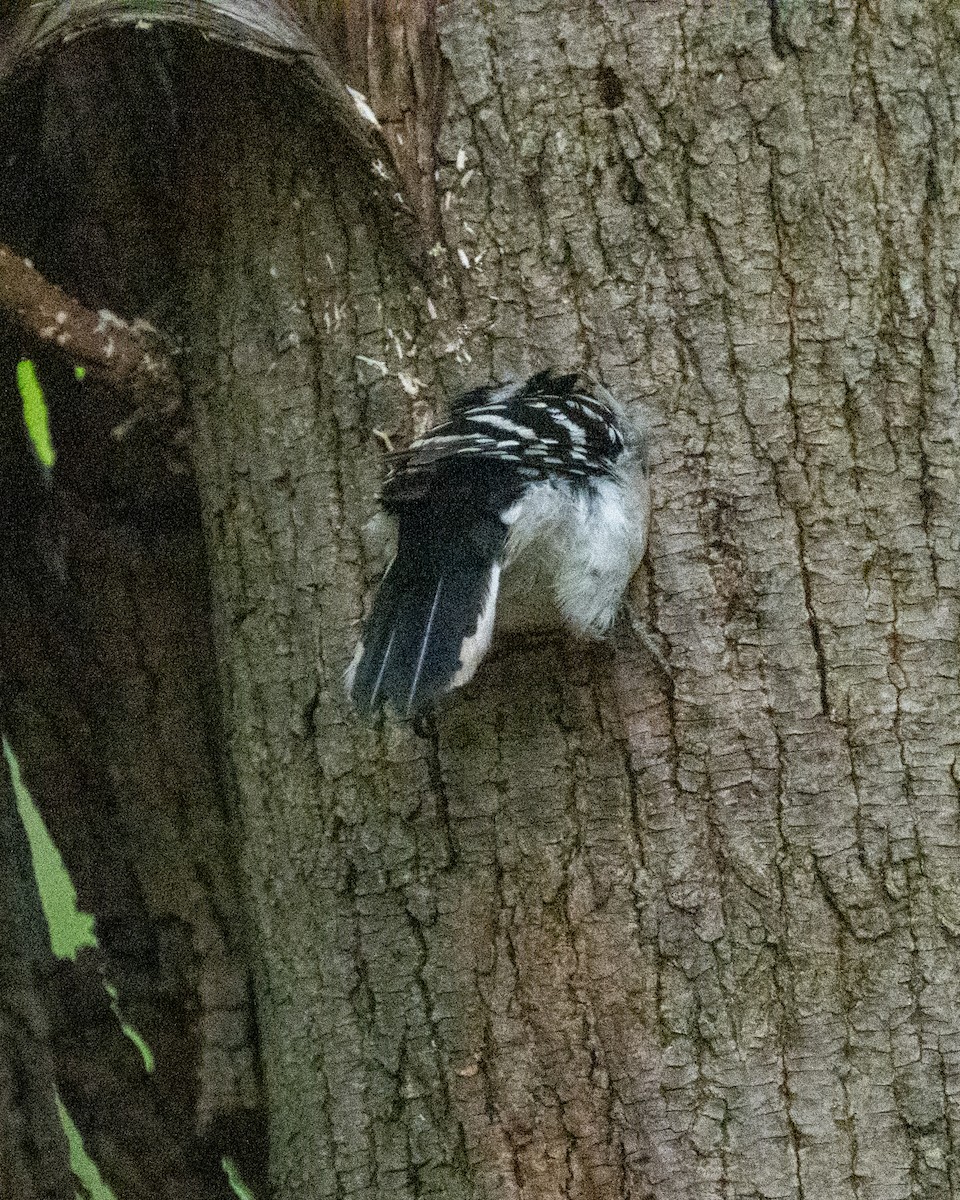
3 1 960 1198
174 1 960 1197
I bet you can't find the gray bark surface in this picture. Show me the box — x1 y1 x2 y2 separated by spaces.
176 2 960 1197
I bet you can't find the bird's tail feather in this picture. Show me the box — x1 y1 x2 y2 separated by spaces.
348 543 502 716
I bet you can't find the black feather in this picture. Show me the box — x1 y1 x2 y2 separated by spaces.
349 503 508 716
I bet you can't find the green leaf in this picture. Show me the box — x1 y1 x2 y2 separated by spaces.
223 1156 257 1200
17 359 56 469
57 1093 118 1200
2 737 97 960
103 980 155 1073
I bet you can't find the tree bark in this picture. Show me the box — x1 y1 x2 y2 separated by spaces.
4 1 960 1198
173 1 960 1196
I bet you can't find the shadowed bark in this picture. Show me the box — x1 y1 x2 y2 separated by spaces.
0 30 266 1200
3 1 960 1198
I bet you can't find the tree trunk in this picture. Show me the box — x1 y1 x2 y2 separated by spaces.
4 1 960 1197
175 1 960 1196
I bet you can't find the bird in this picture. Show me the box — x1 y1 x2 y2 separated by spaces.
346 370 651 717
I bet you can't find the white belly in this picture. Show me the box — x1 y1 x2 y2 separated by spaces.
498 467 649 637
